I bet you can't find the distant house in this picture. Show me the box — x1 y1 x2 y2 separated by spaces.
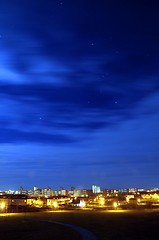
0 194 27 212
0 195 8 212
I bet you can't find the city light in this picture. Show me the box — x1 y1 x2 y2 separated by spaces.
79 200 86 208
53 201 58 208
113 202 118 208
137 198 141 203
0 202 5 210
99 197 105 206
1 185 159 212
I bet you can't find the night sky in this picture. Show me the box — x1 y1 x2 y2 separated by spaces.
0 0 159 191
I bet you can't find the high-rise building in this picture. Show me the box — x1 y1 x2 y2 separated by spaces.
92 185 101 194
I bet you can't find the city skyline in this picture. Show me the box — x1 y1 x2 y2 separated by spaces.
0 0 159 190
1 184 159 193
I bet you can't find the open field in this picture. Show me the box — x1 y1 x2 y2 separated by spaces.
0 213 81 240
1 209 159 239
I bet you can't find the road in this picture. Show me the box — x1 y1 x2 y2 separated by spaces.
43 220 98 240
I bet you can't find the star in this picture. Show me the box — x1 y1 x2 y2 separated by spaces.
90 42 94 46
58 2 63 6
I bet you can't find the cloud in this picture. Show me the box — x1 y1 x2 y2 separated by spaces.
0 0 159 147
0 75 159 145
0 127 75 144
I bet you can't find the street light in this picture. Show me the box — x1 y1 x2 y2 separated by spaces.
0 202 5 210
113 202 118 209
99 198 105 206
79 200 86 208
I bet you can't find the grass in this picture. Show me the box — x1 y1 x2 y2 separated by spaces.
0 214 81 240
1 209 159 239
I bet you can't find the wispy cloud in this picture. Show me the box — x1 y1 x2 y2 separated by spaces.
0 0 159 188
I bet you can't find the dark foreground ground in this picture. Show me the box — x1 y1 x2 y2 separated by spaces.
0 213 81 240
1 209 159 240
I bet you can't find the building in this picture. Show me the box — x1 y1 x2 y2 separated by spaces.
92 185 101 194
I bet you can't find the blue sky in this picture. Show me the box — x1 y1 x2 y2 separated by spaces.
0 0 159 190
